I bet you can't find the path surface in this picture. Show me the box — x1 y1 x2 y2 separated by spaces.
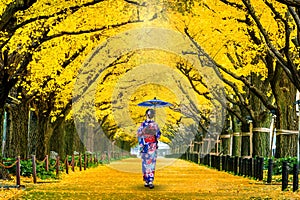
10 158 300 199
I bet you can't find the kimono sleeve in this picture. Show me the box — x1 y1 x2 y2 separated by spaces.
136 122 144 137
137 122 145 146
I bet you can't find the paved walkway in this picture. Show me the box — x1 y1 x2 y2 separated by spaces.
10 158 300 199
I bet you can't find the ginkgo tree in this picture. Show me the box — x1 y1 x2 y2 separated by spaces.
222 0 300 158
0 0 155 158
1 0 208 159
2 0 300 160
171 0 300 157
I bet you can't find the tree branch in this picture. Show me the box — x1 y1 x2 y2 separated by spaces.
124 0 146 6
0 0 37 30
275 0 300 7
242 0 300 90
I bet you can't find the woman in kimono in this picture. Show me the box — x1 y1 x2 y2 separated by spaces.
137 108 161 189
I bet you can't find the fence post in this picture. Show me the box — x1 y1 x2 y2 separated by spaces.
231 156 234 172
253 157 258 179
79 154 82 171
45 155 49 171
245 158 249 177
32 155 37 184
239 157 243 176
282 161 288 191
230 157 234 172
207 154 211 167
86 154 89 168
267 159 273 184
215 156 219 171
84 154 87 170
249 158 253 177
234 156 238 175
72 154 75 172
211 155 215 168
293 163 299 192
16 156 21 186
65 155 69 174
245 158 248 176
258 157 264 181
56 156 60 177
242 158 246 176
194 153 199 164
222 156 225 171
254 157 258 179
226 156 229 172
224 156 227 172
200 154 203 164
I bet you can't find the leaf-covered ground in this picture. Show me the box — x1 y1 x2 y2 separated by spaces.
3 158 300 199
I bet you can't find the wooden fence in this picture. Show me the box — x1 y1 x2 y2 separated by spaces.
0 150 129 188
181 150 300 192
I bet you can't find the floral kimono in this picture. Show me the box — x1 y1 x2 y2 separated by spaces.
137 119 161 184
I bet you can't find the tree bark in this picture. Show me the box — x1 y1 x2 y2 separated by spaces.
253 130 270 157
50 120 85 157
35 116 51 160
248 73 272 157
6 103 28 158
273 66 298 158
232 133 241 156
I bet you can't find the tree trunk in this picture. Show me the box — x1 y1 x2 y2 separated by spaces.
64 120 85 155
6 103 28 158
232 133 241 156
50 120 85 157
252 129 270 157
276 131 297 158
241 135 250 156
240 123 250 156
231 115 242 156
50 120 66 157
273 66 298 158
221 137 230 155
35 113 53 160
248 73 272 157
27 109 38 157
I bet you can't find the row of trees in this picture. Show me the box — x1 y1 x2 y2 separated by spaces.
1 0 300 160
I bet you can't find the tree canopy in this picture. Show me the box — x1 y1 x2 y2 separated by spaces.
1 0 300 158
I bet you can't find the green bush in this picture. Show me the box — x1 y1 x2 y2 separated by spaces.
268 157 297 175
2 158 57 180
20 160 32 177
36 162 56 180
2 157 17 175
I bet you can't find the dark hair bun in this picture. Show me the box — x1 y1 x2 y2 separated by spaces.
146 109 155 119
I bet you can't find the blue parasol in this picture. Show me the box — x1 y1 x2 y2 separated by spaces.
137 97 173 108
